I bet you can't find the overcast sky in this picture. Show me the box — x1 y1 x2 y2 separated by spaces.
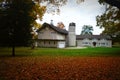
37 0 106 35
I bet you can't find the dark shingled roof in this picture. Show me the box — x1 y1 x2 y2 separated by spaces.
69 22 76 26
37 23 68 35
76 35 112 40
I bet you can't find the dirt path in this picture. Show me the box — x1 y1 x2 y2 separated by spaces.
0 56 120 80
65 47 87 49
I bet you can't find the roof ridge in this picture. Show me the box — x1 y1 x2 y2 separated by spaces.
37 23 68 35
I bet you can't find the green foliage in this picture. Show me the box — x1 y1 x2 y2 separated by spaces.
98 0 120 9
0 0 46 46
81 25 93 35
96 1 120 43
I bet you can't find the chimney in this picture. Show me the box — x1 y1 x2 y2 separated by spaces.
50 20 54 25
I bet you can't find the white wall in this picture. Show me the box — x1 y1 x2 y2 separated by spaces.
38 26 66 40
77 39 112 47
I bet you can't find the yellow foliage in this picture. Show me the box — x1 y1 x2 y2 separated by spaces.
33 21 42 28
31 3 46 21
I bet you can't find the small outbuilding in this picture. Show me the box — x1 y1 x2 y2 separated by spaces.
76 35 112 47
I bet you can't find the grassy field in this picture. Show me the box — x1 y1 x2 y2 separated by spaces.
0 47 120 57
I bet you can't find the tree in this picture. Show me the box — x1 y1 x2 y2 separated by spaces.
57 22 65 29
96 1 120 44
98 0 120 9
81 25 93 35
0 0 46 56
0 0 46 45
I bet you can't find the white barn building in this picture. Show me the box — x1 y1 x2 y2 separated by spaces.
36 23 68 48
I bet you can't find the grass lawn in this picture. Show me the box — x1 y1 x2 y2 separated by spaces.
0 47 120 57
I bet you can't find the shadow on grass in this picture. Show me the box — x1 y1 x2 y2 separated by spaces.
0 47 34 57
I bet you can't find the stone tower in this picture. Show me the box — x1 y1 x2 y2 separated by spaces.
68 22 76 46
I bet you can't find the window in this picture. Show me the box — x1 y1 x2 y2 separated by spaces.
82 42 89 45
54 41 56 44
101 43 105 45
39 32 43 34
44 41 45 44
83 42 88 44
51 32 56 34
51 32 56 39
106 43 108 45
49 41 50 44
46 27 49 30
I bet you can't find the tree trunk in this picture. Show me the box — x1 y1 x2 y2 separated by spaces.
12 31 15 56
12 44 15 56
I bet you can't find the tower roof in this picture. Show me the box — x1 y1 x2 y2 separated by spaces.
69 22 76 26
